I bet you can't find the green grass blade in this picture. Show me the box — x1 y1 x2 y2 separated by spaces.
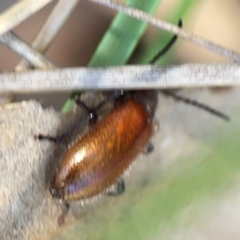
88 0 162 67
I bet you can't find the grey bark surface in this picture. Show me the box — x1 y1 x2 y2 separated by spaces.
0 88 239 240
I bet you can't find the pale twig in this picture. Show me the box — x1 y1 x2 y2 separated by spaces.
89 0 240 62
0 0 54 103
0 31 55 69
16 0 79 71
1 64 240 93
0 0 53 36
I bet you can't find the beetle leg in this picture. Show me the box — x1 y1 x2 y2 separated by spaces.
150 18 182 64
93 90 124 112
35 112 92 143
73 97 92 113
36 91 125 143
57 201 70 226
106 178 125 196
142 142 154 154
35 134 59 143
73 97 98 125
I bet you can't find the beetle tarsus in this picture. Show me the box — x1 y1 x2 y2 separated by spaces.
143 142 154 154
57 202 70 226
106 178 125 196
35 134 59 143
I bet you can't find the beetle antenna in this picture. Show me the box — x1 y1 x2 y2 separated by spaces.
150 18 182 64
162 90 230 121
148 19 230 121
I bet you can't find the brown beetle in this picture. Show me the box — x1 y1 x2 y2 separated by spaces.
50 91 157 201
36 18 229 223
38 91 157 201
